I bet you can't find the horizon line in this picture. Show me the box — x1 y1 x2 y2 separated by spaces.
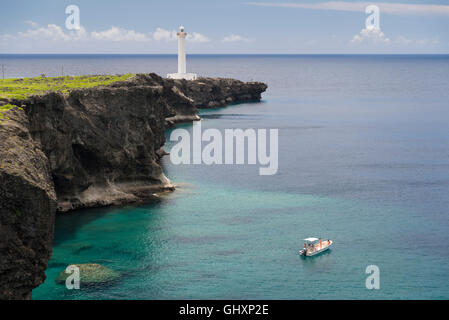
1 53 449 56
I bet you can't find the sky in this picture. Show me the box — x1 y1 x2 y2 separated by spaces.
0 0 448 54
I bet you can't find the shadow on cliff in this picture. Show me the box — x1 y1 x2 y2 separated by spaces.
199 100 267 120
199 99 267 112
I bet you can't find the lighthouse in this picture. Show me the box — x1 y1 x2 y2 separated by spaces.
167 26 197 80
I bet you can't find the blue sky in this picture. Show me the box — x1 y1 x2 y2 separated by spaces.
1 0 448 53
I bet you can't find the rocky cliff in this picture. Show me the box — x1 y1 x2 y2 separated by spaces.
0 73 267 299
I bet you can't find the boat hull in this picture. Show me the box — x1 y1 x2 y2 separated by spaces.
299 240 333 256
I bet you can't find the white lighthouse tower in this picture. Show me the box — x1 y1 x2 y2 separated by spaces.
167 26 197 80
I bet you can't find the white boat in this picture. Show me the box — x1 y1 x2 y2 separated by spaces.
299 237 333 256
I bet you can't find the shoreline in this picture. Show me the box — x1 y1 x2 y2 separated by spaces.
0 72 267 299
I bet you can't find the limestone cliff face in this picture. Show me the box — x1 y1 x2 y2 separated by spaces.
0 73 267 299
0 108 57 300
179 77 267 109
25 83 174 212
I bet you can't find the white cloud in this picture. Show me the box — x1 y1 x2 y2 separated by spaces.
1 24 210 44
0 22 211 54
351 27 390 44
187 32 210 43
152 28 177 41
395 35 439 46
351 27 440 48
222 34 253 43
15 24 88 41
1 34 15 41
91 27 151 42
152 28 210 43
247 1 449 16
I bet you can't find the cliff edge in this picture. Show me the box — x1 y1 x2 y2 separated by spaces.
0 73 267 299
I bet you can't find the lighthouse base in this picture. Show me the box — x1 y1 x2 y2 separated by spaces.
167 73 198 80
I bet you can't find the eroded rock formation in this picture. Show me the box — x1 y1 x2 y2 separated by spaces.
0 73 267 299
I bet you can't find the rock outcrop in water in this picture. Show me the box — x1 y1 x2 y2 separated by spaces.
0 73 267 299
55 263 120 286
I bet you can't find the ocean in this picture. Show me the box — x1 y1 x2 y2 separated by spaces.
3 54 447 299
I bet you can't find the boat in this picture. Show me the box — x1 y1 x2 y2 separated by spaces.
299 237 333 256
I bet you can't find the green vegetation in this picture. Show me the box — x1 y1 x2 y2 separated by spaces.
0 73 134 100
0 103 18 123
0 103 17 112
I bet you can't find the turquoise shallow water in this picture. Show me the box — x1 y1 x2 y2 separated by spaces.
23 54 449 299
33 181 448 299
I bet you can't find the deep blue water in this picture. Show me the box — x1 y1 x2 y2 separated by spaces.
3 54 447 299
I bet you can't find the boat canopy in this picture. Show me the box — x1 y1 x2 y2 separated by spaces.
303 237 319 243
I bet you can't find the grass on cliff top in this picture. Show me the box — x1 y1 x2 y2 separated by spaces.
0 103 21 123
0 73 134 100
